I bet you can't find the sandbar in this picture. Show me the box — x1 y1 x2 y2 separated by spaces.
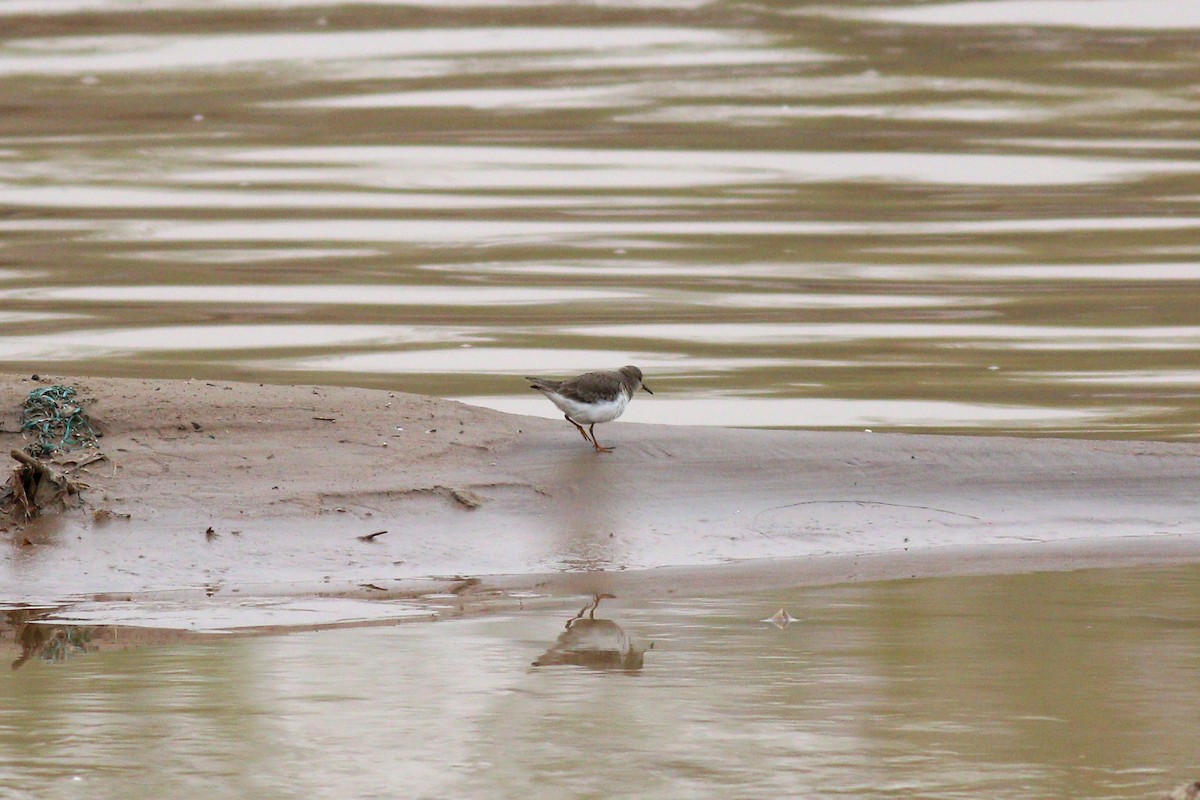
2 374 1199 635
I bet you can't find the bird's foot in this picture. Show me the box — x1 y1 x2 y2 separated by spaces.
587 423 613 452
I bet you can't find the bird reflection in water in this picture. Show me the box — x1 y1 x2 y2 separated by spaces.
532 593 645 672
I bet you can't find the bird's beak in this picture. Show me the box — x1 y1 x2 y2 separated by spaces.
642 385 653 395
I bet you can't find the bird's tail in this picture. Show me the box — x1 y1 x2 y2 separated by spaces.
525 376 560 392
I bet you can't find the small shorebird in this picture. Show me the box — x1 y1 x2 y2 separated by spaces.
526 365 652 452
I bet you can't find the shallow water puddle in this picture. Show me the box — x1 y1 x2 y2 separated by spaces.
2 565 1197 799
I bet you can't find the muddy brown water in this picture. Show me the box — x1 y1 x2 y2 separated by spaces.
3 565 1200 799
3 3 1200 797
2 0 1200 437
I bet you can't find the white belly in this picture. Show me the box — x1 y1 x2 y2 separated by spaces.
548 391 629 424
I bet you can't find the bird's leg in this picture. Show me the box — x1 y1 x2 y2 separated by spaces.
586 593 614 618
565 415 593 443
566 601 589 629
589 424 614 453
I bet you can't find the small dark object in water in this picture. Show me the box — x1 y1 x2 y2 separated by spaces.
357 530 388 542
762 608 798 628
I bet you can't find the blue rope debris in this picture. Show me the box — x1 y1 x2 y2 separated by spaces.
20 385 99 457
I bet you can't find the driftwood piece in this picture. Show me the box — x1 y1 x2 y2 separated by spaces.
4 449 85 520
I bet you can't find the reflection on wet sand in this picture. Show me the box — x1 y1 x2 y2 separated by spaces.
537 447 639 571
533 594 645 672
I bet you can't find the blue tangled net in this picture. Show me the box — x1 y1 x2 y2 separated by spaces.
20 385 100 457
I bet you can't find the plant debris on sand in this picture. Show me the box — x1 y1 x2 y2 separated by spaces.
2 450 86 521
2 384 104 523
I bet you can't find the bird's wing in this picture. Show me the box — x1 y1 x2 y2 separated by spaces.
554 371 621 402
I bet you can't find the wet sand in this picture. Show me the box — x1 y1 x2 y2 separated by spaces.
3 373 1200 627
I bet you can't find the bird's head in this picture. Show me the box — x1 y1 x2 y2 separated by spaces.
620 365 652 394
